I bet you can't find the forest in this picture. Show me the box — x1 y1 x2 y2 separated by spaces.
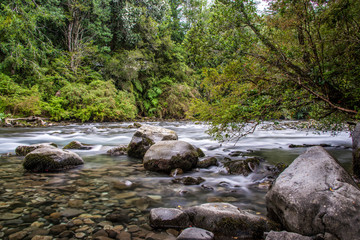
1 0 359 133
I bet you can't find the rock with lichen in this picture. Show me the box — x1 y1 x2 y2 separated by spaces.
23 148 84 172
15 143 58 156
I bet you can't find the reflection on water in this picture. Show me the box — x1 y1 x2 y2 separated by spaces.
0 121 353 238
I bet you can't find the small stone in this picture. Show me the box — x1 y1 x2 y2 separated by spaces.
31 221 45 228
58 230 73 238
127 225 140 233
50 224 67 235
145 232 176 240
83 218 95 225
116 231 131 240
31 236 53 240
9 230 27 240
113 192 137 199
113 225 124 232
75 232 86 239
73 219 84 225
75 226 90 232
61 208 85 218
49 212 61 219
93 229 108 238
68 199 84 208
0 213 21 220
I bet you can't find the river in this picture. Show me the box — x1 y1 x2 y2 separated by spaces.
0 121 353 239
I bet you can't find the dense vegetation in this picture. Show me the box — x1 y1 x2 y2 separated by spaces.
1 0 359 133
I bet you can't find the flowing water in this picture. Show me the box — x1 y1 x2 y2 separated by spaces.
0 121 353 239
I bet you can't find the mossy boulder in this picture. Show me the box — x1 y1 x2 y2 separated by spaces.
15 143 58 156
185 203 278 238
128 125 178 159
23 148 84 172
143 140 199 173
63 140 92 150
107 145 128 156
223 157 261 175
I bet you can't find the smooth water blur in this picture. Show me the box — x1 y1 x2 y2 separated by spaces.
0 121 353 214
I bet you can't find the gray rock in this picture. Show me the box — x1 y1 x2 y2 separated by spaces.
185 203 277 238
63 140 92 150
15 143 57 156
60 208 85 218
128 125 178 159
177 227 214 240
107 145 128 156
143 141 199 173
23 148 84 172
352 123 360 177
265 231 312 240
150 208 191 229
196 157 218 168
266 146 360 240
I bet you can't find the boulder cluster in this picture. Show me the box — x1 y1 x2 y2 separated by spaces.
14 124 360 239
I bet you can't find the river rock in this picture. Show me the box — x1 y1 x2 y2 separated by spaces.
266 146 360 239
265 231 312 240
149 208 191 229
352 123 360 177
196 157 218 168
23 148 84 172
107 145 128 156
177 227 214 240
172 176 205 185
185 203 276 238
15 143 57 156
223 157 261 175
143 141 199 173
128 125 178 159
63 140 92 150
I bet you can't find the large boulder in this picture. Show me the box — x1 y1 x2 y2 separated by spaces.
185 203 277 238
352 123 360 177
150 208 191 229
143 141 199 173
266 146 360 239
23 148 84 172
128 125 178 159
15 143 57 156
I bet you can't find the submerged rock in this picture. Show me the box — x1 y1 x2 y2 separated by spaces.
172 176 205 185
266 146 360 239
63 140 92 150
185 203 277 238
223 157 261 175
150 208 191 229
177 227 214 240
15 143 57 156
143 141 199 173
23 148 84 172
128 125 178 159
196 157 218 168
107 145 128 156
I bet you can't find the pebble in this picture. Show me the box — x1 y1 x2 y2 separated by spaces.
31 236 53 240
75 232 86 239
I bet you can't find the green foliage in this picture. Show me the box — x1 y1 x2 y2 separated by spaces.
42 81 137 122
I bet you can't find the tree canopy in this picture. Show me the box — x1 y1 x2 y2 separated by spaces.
0 0 359 129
